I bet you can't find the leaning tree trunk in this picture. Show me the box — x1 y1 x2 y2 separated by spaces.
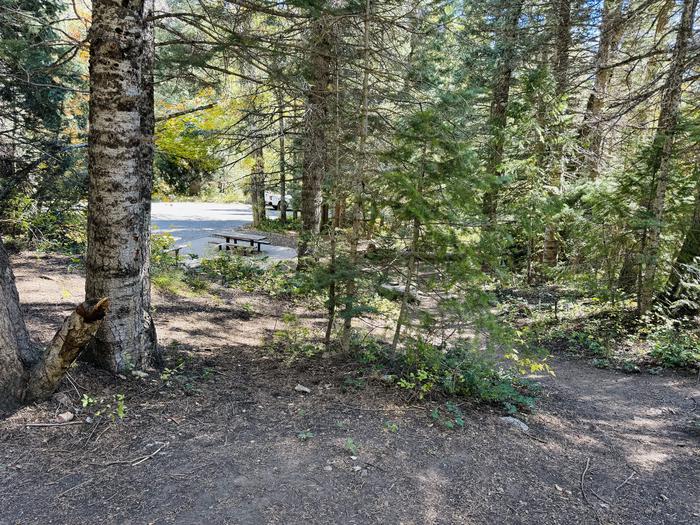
298 12 332 261
662 167 700 305
637 0 697 314
0 238 109 412
578 0 624 179
84 0 157 372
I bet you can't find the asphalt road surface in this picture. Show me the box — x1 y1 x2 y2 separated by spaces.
151 201 296 261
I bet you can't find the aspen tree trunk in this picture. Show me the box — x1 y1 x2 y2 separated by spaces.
578 0 624 178
543 0 571 266
638 0 697 314
85 0 157 372
0 237 32 408
340 0 371 352
481 0 523 228
0 238 109 411
299 12 332 261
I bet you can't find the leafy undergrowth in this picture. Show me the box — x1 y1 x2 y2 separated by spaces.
352 336 544 416
499 287 700 374
268 322 546 416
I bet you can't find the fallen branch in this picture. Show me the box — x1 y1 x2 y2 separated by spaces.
57 477 93 498
131 442 169 466
580 457 591 505
523 432 548 444
614 471 636 491
91 442 169 468
26 421 83 428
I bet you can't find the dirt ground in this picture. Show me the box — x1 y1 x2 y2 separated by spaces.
1 253 698 525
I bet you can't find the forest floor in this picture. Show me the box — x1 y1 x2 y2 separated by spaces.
1 253 698 525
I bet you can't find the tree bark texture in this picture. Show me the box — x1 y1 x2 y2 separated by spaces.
85 0 157 372
298 12 333 260
341 0 371 352
277 90 287 224
637 0 697 313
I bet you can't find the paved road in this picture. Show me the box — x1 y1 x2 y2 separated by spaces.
151 201 296 260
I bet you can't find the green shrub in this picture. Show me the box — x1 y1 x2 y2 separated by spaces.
270 313 323 360
649 329 700 369
4 195 87 254
358 336 542 412
151 232 179 270
254 216 301 233
200 252 262 285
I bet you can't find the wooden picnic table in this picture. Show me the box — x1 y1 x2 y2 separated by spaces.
211 231 270 252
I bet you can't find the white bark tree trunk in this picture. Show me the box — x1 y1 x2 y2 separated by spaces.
84 0 157 372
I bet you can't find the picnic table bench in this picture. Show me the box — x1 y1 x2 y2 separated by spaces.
165 244 188 264
210 231 271 253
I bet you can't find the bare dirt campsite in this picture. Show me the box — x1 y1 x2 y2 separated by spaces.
2 0 700 523
1 253 698 525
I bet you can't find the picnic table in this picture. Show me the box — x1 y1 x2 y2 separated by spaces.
166 244 188 263
211 231 271 253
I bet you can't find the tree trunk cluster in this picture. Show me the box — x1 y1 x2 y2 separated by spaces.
0 239 109 412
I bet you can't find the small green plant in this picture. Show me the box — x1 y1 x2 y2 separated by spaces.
383 421 399 433
342 376 366 391
255 216 301 233
297 430 314 441
114 394 126 419
592 358 610 369
161 361 185 383
200 252 261 286
430 402 465 430
270 313 323 360
87 394 127 421
567 330 610 357
81 394 96 408
151 232 179 269
344 437 359 455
